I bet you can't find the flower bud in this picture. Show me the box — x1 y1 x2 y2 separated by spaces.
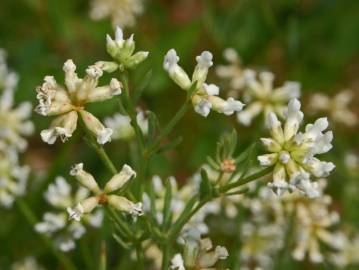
94 61 119 73
80 110 113 144
192 51 213 86
70 163 101 194
125 51 149 69
104 164 136 193
107 195 143 216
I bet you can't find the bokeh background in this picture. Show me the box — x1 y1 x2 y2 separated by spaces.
1 0 359 269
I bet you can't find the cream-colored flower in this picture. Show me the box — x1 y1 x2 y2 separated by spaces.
35 176 103 251
35 60 122 145
67 163 141 221
308 90 357 127
237 70 301 126
258 99 335 196
90 0 144 28
331 235 359 268
11 257 44 270
104 109 148 140
0 144 29 208
216 48 247 97
171 233 228 270
164 49 244 117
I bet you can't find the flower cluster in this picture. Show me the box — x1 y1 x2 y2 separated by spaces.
105 27 149 70
90 0 144 28
11 257 44 270
215 48 247 97
35 176 103 251
258 99 335 196
237 70 301 126
0 49 33 208
35 60 121 145
171 230 228 270
163 49 244 117
67 163 142 221
104 109 148 140
308 90 358 127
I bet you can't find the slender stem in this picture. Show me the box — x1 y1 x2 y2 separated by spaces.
136 243 145 270
99 241 107 270
219 166 273 194
16 198 77 270
147 101 190 156
161 243 171 270
82 125 118 175
106 207 133 239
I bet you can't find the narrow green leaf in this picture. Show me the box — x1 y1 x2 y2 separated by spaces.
157 136 183 154
199 168 213 200
162 178 173 230
133 69 152 103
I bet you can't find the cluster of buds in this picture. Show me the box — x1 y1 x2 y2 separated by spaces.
105 26 149 71
237 70 301 126
257 99 335 197
171 230 228 270
35 60 122 145
67 163 143 221
163 49 244 117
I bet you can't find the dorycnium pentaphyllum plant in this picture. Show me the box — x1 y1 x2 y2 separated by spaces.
2 22 357 270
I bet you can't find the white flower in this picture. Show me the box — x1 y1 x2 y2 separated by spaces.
176 235 229 269
216 48 247 97
0 146 29 208
35 176 103 251
237 70 301 126
308 90 358 127
11 256 44 270
170 254 185 270
331 235 359 268
164 49 244 117
258 99 335 196
0 50 33 152
68 163 142 221
90 0 144 28
104 109 148 140
35 60 120 145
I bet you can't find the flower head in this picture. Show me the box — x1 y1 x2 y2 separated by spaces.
35 176 103 251
163 49 244 117
90 0 144 29
237 70 301 126
106 26 149 70
258 99 335 196
308 90 358 127
35 60 121 145
68 163 141 222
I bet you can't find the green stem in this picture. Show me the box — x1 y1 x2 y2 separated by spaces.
119 72 147 199
82 127 118 175
136 243 145 270
99 241 107 270
147 101 190 156
161 243 171 270
219 166 273 194
106 207 133 239
16 198 77 270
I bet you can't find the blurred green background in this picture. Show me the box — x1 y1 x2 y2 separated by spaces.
1 0 359 269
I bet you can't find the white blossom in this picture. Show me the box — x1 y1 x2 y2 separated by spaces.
104 109 148 140
35 176 103 251
35 60 121 145
90 0 144 28
308 90 357 127
164 49 244 117
258 99 335 196
236 70 301 126
68 163 142 222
